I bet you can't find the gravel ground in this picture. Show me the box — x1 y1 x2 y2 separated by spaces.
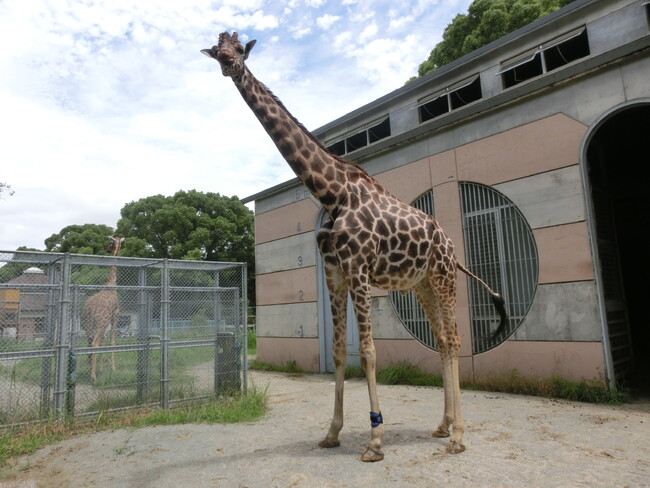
2 371 649 488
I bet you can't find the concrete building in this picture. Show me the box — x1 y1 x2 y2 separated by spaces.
243 0 650 389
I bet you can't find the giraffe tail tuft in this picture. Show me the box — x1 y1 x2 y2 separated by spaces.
489 292 508 340
456 260 509 341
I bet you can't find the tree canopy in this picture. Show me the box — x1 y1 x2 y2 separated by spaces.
411 0 576 80
45 224 117 255
116 190 254 265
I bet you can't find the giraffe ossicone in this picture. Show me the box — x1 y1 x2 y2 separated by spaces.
203 32 507 462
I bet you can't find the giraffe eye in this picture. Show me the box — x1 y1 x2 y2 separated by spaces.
236 46 244 54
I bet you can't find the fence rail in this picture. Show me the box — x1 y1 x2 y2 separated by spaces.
0 250 247 426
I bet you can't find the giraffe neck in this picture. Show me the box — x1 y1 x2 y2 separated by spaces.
106 266 116 287
233 68 357 214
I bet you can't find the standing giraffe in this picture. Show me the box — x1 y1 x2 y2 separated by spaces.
202 32 507 462
81 236 124 381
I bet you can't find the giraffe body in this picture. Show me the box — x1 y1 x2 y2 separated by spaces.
81 236 124 381
202 32 506 461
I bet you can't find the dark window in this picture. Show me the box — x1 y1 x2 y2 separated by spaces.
419 75 482 123
419 95 449 122
345 130 368 152
368 117 391 143
501 27 589 89
543 28 590 71
327 140 345 156
450 76 482 110
326 117 390 156
502 52 543 88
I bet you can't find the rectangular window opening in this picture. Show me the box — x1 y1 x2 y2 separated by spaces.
501 52 543 88
327 140 345 156
368 117 391 143
419 95 449 123
543 28 589 72
450 76 482 110
345 130 368 152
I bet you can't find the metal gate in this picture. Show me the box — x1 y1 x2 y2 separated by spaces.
0 250 247 426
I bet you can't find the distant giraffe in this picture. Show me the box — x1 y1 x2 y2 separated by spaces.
202 32 507 461
81 236 124 381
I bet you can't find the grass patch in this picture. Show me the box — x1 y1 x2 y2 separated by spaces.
377 361 443 387
247 328 257 356
249 359 304 374
344 365 366 379
0 386 268 472
467 370 629 404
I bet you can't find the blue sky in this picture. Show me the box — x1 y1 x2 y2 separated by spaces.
0 0 473 251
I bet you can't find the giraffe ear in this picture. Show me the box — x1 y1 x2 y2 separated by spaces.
244 39 257 60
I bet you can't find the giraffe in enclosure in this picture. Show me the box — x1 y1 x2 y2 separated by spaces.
81 236 124 381
202 32 507 462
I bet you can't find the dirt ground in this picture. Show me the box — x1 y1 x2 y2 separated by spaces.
2 370 649 488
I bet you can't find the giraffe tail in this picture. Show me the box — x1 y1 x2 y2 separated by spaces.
456 261 508 340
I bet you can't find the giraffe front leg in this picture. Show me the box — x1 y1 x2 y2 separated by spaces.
349 283 384 462
318 259 348 449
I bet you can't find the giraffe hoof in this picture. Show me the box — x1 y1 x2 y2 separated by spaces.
445 441 466 454
432 428 450 438
318 439 340 448
361 446 384 462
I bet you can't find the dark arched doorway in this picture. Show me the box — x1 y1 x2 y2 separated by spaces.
585 103 650 392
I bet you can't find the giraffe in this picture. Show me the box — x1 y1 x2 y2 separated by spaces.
202 32 507 462
81 236 124 381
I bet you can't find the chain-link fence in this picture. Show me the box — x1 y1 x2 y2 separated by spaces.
0 250 247 426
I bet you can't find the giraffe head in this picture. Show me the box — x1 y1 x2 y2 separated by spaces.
108 236 124 256
201 31 257 78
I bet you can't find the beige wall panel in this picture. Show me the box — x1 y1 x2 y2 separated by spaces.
375 339 475 381
257 266 317 306
375 339 605 383
494 165 586 229
534 222 594 284
512 282 601 342
429 150 458 187
473 340 605 384
374 157 432 203
257 337 320 373
256 302 318 338
255 198 319 244
455 114 587 185
256 233 317 275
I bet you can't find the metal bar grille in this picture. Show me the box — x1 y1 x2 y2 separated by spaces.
459 183 538 353
389 191 437 350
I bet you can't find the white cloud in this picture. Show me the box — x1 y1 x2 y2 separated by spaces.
316 14 340 30
0 0 475 250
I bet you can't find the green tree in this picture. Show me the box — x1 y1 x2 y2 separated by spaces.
411 0 577 80
44 224 116 255
116 190 255 302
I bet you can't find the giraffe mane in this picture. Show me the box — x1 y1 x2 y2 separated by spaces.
255 77 369 176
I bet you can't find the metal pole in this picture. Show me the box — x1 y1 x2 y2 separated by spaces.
160 259 170 410
136 266 150 403
53 253 71 417
40 261 58 416
242 264 248 392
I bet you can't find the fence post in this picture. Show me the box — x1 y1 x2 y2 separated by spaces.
53 253 71 417
40 261 58 416
160 259 170 410
242 264 248 392
136 266 150 403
